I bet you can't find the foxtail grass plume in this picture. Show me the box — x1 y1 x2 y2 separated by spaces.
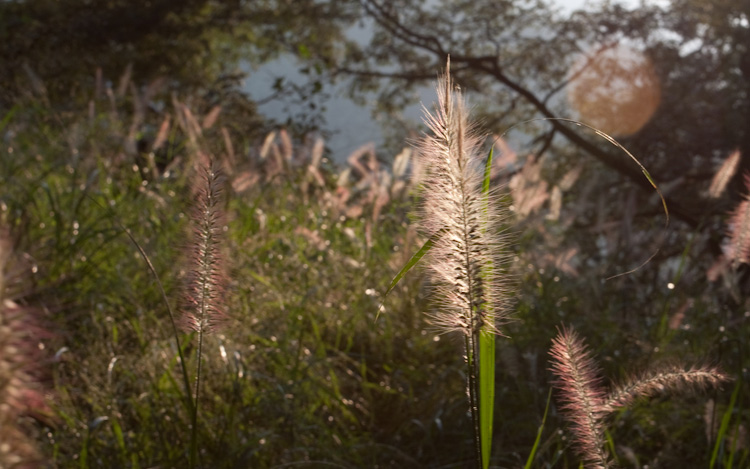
550 327 728 468
708 149 740 199
604 364 728 412
549 327 610 468
181 160 228 334
728 173 750 264
416 58 510 336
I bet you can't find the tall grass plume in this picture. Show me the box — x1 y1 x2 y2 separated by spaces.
549 327 610 468
727 173 750 265
181 160 228 334
549 326 728 467
182 159 228 467
415 58 511 467
416 58 510 337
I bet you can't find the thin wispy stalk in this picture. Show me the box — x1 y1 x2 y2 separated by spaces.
416 58 510 468
549 327 610 468
182 159 228 468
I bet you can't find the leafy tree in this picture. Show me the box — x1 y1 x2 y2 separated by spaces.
0 0 357 135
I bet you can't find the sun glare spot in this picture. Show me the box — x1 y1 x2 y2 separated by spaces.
567 44 661 137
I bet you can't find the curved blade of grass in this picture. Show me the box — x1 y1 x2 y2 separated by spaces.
86 196 194 417
376 228 445 321
479 329 495 469
726 421 740 468
0 105 17 133
711 379 741 468
524 388 553 469
496 118 669 280
604 429 617 463
480 145 496 469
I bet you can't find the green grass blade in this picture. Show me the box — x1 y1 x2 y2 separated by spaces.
604 429 617 463
376 229 443 321
479 328 495 469
0 105 17 134
479 145 496 469
711 380 740 468
483 146 494 195
726 421 741 468
86 196 195 419
524 388 552 469
112 418 126 454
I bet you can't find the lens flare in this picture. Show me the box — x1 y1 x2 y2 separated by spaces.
567 44 660 137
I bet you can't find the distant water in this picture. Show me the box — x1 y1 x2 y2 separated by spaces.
243 55 432 164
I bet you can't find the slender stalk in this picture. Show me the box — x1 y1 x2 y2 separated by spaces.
190 327 204 467
465 332 482 468
182 160 228 468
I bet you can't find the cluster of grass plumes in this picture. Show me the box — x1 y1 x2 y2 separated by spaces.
550 327 728 467
0 69 469 467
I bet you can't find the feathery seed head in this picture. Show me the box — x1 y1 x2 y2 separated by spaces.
708 149 740 199
180 160 228 334
549 327 610 468
604 364 729 412
417 59 511 337
727 173 750 264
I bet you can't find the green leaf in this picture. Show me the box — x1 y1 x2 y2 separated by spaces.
79 435 89 469
376 229 444 321
479 328 495 469
479 145 496 469
297 43 311 59
604 429 617 463
524 388 552 469
112 419 126 452
483 145 494 195
711 380 741 468
0 105 18 133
